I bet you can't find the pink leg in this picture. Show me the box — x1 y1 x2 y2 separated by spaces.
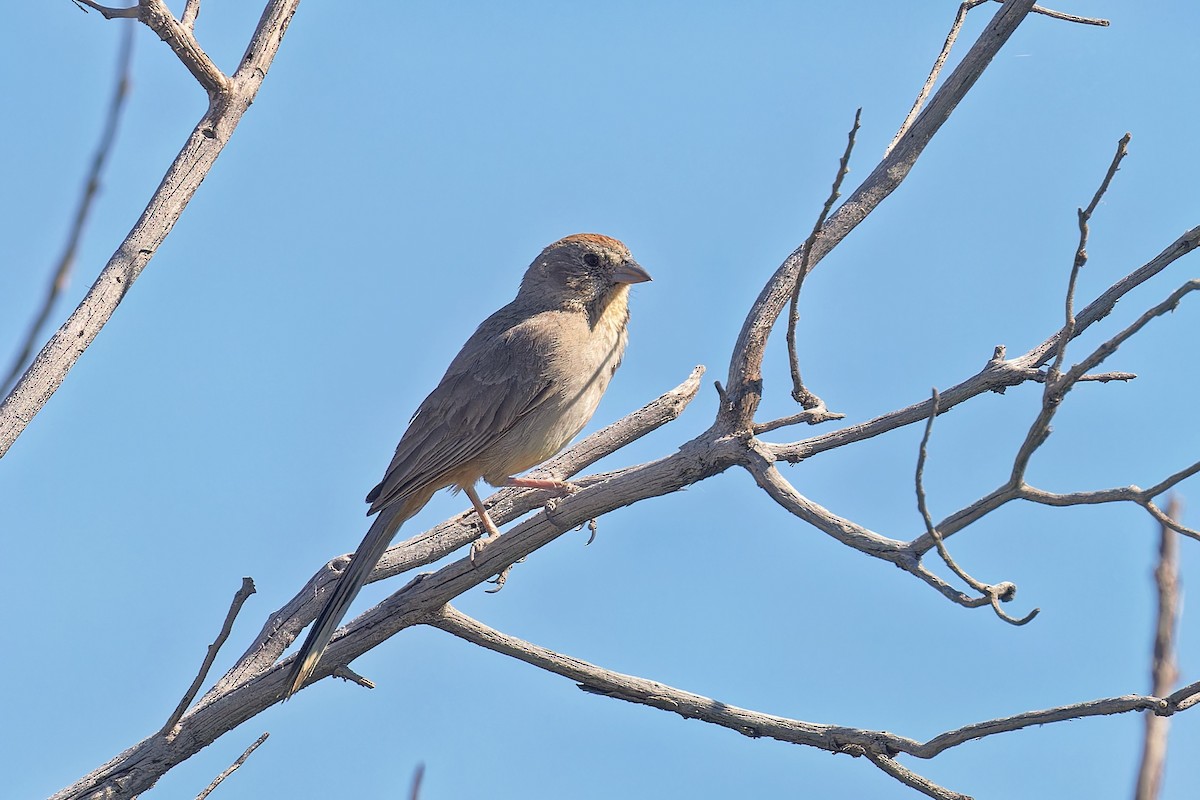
464 484 502 568
503 476 579 493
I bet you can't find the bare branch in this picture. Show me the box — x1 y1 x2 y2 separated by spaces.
886 0 984 157
426 604 872 749
914 389 1040 625
1050 132 1131 381
0 0 300 459
181 0 201 31
194 732 268 800
1030 225 1200 366
1135 496 1181 800
721 0 1040 432
752 407 845 435
863 751 971 800
1023 2 1109 26
137 0 228 95
331 664 375 690
76 0 228 94
426 604 1182 797
786 108 860 410
914 695 1166 758
745 443 908 560
72 0 138 19
160 578 256 738
1012 134 1132 482
770 226 1200 467
2 22 133 396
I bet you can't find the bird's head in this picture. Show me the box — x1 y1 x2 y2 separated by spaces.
519 233 651 312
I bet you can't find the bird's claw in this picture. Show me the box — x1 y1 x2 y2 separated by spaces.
470 531 498 566
485 563 513 593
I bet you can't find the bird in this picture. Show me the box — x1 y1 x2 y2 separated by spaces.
284 233 651 698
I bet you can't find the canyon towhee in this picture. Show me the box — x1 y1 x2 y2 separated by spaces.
285 233 651 697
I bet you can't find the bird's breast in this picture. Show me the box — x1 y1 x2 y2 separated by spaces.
477 287 631 484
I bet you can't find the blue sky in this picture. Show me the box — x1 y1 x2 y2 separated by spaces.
3 3 1199 798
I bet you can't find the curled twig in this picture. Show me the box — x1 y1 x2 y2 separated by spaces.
786 108 861 411
915 389 1039 625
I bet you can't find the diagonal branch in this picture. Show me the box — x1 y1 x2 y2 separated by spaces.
721 0 1039 432
159 578 256 738
76 0 228 95
194 732 268 800
0 0 300 459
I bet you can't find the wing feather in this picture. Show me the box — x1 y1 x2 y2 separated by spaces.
365 307 560 514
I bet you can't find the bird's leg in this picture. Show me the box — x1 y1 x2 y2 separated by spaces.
464 484 501 565
503 476 580 494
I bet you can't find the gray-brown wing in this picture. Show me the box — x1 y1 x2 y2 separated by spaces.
365 310 559 515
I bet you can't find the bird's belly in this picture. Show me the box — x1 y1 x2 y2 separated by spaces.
477 333 624 484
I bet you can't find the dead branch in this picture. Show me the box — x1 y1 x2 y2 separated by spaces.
2 22 133 396
160 578 256 739
0 0 300 458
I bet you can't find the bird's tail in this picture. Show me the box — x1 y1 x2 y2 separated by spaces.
284 492 428 698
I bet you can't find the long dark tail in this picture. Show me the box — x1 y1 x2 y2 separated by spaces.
285 494 424 698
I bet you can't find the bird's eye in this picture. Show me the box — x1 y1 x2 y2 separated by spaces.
583 252 601 268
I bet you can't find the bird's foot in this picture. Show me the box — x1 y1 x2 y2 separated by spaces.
469 530 498 566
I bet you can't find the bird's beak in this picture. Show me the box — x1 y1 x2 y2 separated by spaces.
612 259 652 285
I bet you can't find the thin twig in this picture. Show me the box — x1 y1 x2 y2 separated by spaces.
915 389 981 590
409 763 425 800
194 733 268 800
787 108 860 411
752 407 845 435
1011 134 1132 482
1050 132 1131 381
1134 496 1181 800
883 0 1113 153
769 226 1200 471
914 389 1039 625
863 751 972 800
1023 2 1109 26
332 664 375 689
3 22 134 396
72 0 138 19
886 1 985 157
160 578 256 738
